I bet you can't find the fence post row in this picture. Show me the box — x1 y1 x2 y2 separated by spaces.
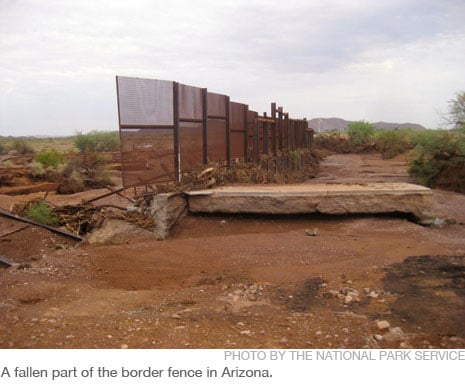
116 76 313 187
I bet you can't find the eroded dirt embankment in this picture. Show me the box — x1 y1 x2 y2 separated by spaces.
1 153 464 348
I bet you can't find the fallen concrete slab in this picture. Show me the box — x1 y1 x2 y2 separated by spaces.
186 183 435 224
88 193 188 243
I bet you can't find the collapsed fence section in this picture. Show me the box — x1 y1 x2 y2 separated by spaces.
116 76 313 187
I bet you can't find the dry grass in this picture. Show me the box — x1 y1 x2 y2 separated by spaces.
0 136 77 154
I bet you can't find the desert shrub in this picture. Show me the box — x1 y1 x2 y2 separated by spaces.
71 131 118 190
347 120 375 147
0 142 6 155
24 201 60 226
56 164 86 194
409 91 465 192
28 161 47 178
35 148 64 168
74 130 120 154
409 130 465 191
56 162 84 194
55 155 113 194
375 130 413 158
80 153 114 187
313 132 352 153
12 140 35 155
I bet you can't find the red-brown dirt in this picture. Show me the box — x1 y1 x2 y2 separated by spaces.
1 153 464 349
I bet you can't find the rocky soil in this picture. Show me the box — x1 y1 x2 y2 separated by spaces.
1 153 464 349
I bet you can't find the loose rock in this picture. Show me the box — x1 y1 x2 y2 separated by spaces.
376 320 390 330
385 327 406 342
305 228 318 236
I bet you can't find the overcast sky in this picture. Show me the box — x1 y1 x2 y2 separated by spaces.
1 0 464 136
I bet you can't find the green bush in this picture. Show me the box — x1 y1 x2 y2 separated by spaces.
408 130 465 191
35 149 64 168
347 121 375 147
24 201 60 226
12 140 35 155
72 132 118 189
74 130 120 154
410 129 443 149
375 130 413 158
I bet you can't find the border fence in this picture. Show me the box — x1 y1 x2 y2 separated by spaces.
116 76 313 187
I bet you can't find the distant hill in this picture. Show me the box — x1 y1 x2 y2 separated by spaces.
307 118 427 132
372 121 426 131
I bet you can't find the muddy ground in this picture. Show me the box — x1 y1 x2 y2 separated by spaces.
1 153 464 349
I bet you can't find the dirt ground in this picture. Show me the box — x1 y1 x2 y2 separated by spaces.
1 153 464 349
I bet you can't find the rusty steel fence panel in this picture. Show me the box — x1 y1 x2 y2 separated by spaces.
179 122 204 172
178 84 205 172
207 92 227 118
116 76 313 187
257 118 265 156
206 92 229 163
247 110 258 162
230 102 247 160
120 128 175 186
179 84 204 121
207 119 227 163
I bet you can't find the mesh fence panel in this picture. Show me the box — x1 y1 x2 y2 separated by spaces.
117 76 174 126
179 84 203 120
179 122 204 171
120 129 175 186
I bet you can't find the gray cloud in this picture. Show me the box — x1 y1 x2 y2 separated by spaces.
1 0 464 135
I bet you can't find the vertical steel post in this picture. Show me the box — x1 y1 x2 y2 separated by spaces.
278 107 284 151
244 104 249 160
115 76 123 143
303 118 307 148
284 112 289 151
115 76 125 187
254 115 259 163
226 96 231 167
202 88 208 164
271 102 277 156
263 112 268 155
173 82 181 182
292 120 296 150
